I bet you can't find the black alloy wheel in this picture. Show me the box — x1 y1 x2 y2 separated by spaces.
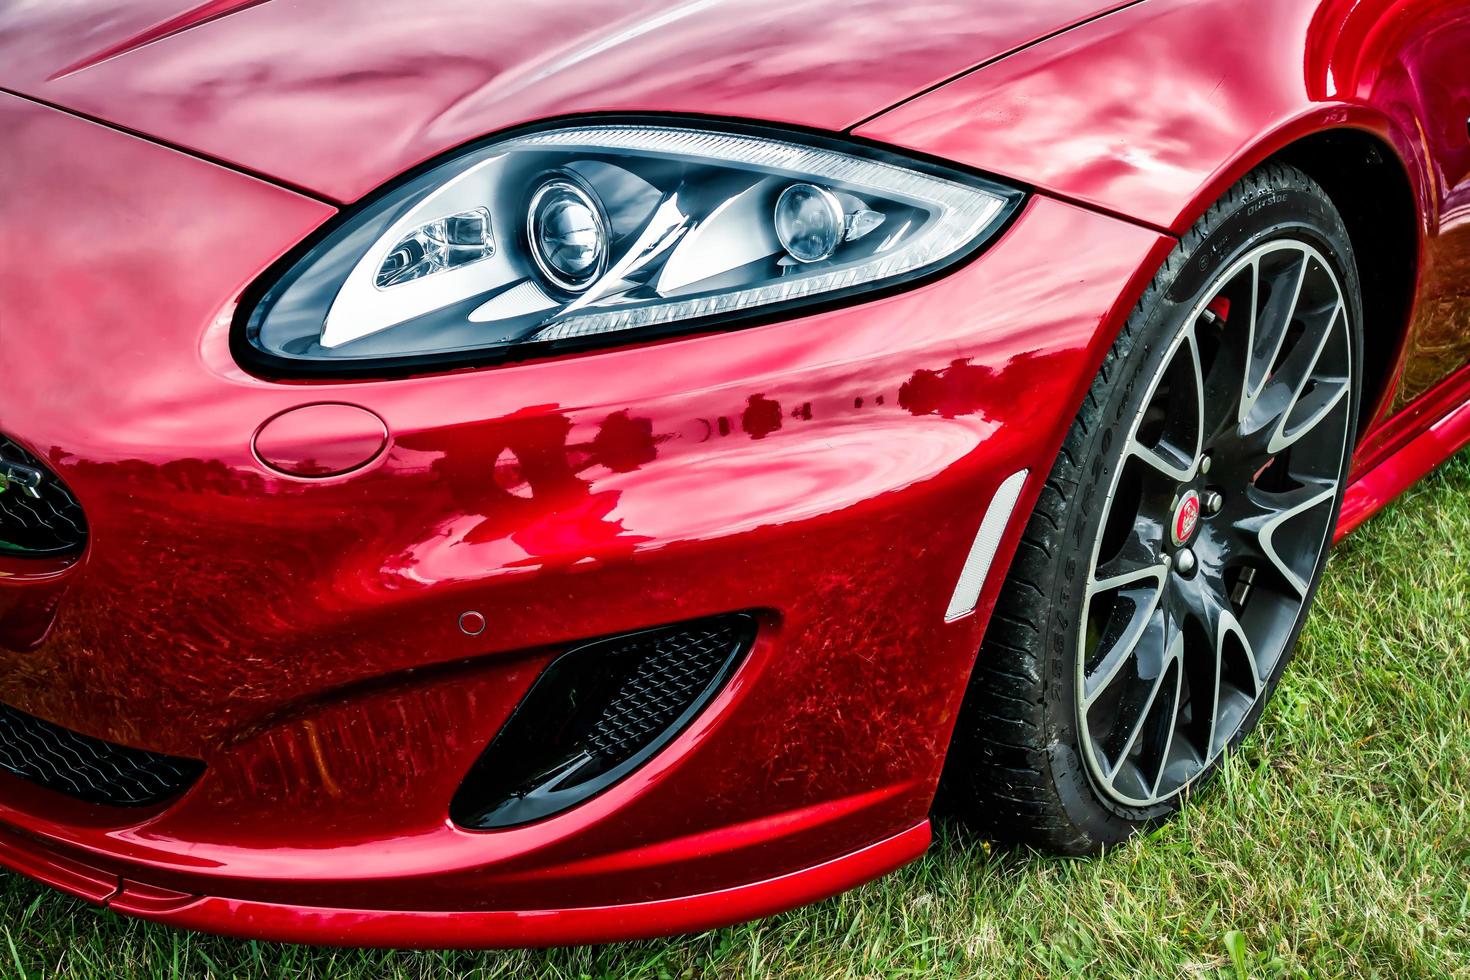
944 163 1363 852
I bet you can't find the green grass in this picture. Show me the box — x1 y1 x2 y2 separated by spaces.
4 452 1469 979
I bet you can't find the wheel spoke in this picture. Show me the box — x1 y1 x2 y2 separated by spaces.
1092 512 1167 587
1275 373 1350 450
1147 660 1189 798
1230 255 1263 426
1182 326 1207 461
1242 249 1308 413
1192 585 1256 754
1124 323 1206 483
1175 571 1232 646
1239 257 1262 413
1082 563 1169 705
1249 300 1349 453
1210 608 1264 759
1217 608 1263 697
1105 631 1182 783
1126 435 1196 484
1237 480 1338 598
1090 558 1170 598
1170 571 1231 755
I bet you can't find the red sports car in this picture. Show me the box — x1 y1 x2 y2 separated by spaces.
0 0 1466 949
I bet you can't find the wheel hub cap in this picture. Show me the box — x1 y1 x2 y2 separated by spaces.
1171 490 1201 547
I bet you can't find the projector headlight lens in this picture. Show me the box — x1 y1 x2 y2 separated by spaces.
774 182 845 264
241 121 1024 375
527 175 608 293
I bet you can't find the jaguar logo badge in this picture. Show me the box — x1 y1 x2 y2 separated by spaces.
1171 490 1201 547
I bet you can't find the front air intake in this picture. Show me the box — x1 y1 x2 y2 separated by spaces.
451 613 757 830
0 435 88 559
0 702 204 807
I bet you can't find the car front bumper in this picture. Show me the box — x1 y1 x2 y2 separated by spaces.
0 93 1171 946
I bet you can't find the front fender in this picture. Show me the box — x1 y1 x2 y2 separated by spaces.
854 0 1433 237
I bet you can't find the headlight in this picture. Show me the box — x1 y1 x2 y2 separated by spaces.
240 121 1024 375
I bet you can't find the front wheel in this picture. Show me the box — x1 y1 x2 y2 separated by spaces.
944 163 1362 853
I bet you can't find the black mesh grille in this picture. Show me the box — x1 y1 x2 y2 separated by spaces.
452 614 756 829
0 435 88 559
0 703 204 807
583 625 736 758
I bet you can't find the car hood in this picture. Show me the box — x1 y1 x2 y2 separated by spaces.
0 0 1133 203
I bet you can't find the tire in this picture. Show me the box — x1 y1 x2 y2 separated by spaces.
943 162 1363 854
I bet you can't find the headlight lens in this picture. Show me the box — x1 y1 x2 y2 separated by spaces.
241 122 1024 374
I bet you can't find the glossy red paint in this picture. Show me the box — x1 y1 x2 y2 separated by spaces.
857 0 1470 435
111 824 933 947
0 0 1467 948
1338 365 1470 540
0 90 1174 943
0 0 1137 203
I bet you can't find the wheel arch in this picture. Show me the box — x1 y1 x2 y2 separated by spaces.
1105 110 1424 445
1269 126 1420 439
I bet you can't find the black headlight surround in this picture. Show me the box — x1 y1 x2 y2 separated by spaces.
232 114 1027 381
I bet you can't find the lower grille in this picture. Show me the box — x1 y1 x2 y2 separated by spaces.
0 435 88 559
451 613 756 829
0 703 204 807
